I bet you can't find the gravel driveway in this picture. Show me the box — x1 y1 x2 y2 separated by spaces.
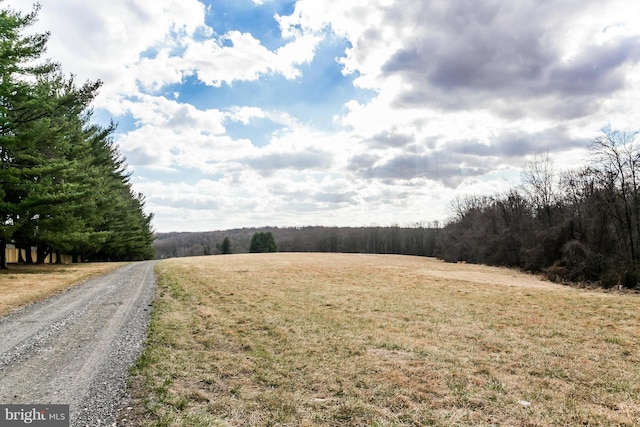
0 261 156 426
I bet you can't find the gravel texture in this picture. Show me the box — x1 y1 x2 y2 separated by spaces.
0 261 156 426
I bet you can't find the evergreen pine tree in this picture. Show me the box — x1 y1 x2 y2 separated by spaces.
0 3 155 266
249 232 278 253
220 236 231 254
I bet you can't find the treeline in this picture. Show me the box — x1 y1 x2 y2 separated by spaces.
156 129 640 290
0 5 154 268
154 224 441 259
438 129 640 288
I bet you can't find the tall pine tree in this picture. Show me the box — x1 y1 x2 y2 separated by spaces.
0 3 154 267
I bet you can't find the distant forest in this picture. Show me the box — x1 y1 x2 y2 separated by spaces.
157 128 640 289
154 225 441 259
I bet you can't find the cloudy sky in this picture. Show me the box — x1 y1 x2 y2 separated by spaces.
6 0 640 232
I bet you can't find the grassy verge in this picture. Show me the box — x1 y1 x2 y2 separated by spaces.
0 262 128 316
128 253 640 426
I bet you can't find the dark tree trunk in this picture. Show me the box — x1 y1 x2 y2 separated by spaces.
0 240 7 270
24 244 34 264
36 245 47 264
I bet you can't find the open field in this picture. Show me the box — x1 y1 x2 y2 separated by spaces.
0 262 128 316
128 253 640 426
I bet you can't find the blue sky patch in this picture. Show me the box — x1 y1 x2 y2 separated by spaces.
206 0 296 50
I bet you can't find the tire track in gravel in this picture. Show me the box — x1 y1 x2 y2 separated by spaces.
0 261 156 426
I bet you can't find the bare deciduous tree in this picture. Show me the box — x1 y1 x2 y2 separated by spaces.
590 127 640 264
521 151 559 224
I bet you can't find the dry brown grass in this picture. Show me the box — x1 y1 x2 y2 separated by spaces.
0 262 128 316
129 253 640 426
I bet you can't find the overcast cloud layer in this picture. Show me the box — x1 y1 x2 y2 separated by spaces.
6 0 640 231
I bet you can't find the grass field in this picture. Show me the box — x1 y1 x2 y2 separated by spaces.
126 253 640 426
0 262 127 316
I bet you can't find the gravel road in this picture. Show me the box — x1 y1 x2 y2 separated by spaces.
0 261 156 426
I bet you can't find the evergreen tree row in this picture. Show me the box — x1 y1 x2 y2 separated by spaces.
0 4 154 268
